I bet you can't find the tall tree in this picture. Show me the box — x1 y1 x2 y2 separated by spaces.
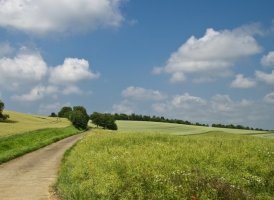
58 107 72 119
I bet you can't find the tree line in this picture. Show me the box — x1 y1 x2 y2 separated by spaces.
111 113 209 127
212 123 267 131
54 107 118 130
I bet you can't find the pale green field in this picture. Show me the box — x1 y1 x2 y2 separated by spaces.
117 120 273 138
0 111 70 137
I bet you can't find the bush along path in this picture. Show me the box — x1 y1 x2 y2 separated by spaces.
0 131 86 200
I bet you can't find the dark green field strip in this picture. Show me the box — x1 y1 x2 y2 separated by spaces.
0 126 80 164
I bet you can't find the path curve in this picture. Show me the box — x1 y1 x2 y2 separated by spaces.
0 133 85 200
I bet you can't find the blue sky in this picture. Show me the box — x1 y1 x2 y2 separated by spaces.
0 0 274 129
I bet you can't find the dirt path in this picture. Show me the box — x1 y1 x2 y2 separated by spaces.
0 133 85 200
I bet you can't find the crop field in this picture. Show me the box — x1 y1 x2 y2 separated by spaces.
117 120 272 138
55 122 274 200
0 111 70 138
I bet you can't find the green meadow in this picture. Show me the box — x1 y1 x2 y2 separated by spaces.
0 111 80 164
55 121 274 200
0 126 80 164
0 111 70 138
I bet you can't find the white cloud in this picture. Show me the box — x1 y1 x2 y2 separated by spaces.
62 85 84 95
0 0 125 35
170 72 186 83
122 86 167 101
38 102 71 114
49 58 99 85
210 94 251 113
11 85 58 102
157 26 261 82
171 93 207 109
255 70 274 84
152 93 268 127
0 42 14 56
230 74 256 89
0 50 48 90
261 51 274 67
264 92 274 104
112 100 134 114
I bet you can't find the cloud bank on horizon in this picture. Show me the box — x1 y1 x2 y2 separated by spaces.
0 0 274 129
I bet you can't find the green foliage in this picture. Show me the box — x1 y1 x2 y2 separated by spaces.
58 107 72 119
49 112 57 117
56 130 274 199
71 110 89 130
0 100 4 113
0 126 79 164
58 106 89 130
90 112 118 130
0 100 9 121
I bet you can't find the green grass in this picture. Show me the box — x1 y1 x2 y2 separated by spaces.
56 129 274 200
117 120 272 138
0 111 70 138
0 126 80 164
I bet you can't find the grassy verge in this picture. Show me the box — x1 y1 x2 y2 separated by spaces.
0 126 80 164
55 130 274 200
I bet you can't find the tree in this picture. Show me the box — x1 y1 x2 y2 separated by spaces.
90 112 118 130
58 107 72 119
0 100 9 121
73 106 89 121
71 106 89 130
0 100 4 113
49 112 57 117
71 110 89 130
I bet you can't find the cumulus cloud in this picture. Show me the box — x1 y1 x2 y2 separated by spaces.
0 50 48 90
38 102 71 114
255 70 274 84
230 74 256 89
156 26 261 82
62 85 84 95
49 58 99 85
171 93 207 109
261 51 274 67
0 0 125 35
210 94 251 114
112 100 134 114
152 93 268 127
264 92 274 104
11 85 58 102
122 86 167 101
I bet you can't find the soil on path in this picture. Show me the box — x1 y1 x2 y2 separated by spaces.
0 133 85 200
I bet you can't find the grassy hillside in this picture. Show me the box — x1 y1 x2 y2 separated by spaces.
0 126 80 164
117 120 273 139
0 111 70 137
56 129 274 199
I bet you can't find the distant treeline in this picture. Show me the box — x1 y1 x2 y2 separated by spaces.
111 113 209 127
212 123 268 131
